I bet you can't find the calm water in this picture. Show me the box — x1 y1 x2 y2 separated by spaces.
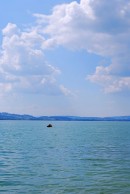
0 121 130 194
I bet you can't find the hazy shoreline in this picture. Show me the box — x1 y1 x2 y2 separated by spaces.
0 112 130 121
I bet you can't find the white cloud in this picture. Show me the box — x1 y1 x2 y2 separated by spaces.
1 0 130 95
34 0 130 93
0 22 73 96
87 65 130 93
2 23 20 37
60 84 75 96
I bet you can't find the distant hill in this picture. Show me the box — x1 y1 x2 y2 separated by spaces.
0 112 130 121
0 112 36 120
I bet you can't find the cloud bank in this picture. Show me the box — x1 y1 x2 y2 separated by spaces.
0 23 72 96
1 0 130 96
34 0 130 93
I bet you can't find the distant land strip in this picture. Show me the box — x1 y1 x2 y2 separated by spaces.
0 112 130 121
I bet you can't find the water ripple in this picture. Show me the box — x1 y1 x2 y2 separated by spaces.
0 121 130 193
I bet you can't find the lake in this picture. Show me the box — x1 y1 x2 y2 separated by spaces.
0 121 130 193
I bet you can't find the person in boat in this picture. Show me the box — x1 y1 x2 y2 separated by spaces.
47 124 52 127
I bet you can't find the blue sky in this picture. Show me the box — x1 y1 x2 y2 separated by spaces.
0 0 130 116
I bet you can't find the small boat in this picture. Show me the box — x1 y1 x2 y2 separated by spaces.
47 124 52 127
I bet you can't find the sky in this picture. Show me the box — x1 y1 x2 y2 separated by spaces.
0 0 130 117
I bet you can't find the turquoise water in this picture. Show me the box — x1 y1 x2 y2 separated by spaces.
0 121 130 194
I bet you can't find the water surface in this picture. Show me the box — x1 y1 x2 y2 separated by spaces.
0 121 130 193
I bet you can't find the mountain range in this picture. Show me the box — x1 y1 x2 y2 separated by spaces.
0 112 130 121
